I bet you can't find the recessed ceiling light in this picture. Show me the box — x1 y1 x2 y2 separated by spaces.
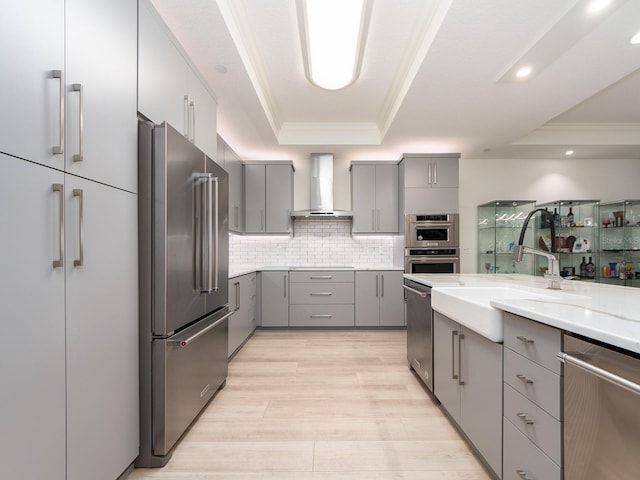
587 0 612 14
565 150 575 156
298 0 371 90
515 66 532 79
631 31 640 45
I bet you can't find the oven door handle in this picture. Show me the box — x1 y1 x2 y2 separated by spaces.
402 284 429 298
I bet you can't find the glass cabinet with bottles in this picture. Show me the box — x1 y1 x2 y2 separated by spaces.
598 200 640 287
478 200 536 275
535 200 599 281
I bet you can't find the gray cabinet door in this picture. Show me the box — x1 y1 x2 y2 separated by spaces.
65 176 139 480
0 1 64 170
244 164 266 233
223 142 244 233
65 0 137 192
459 326 503 476
351 165 377 233
375 165 399 232
378 271 404 326
355 271 380 326
228 279 244 356
431 157 458 188
261 271 289 327
433 312 461 424
138 0 189 134
0 155 66 480
266 164 293 233
188 68 217 160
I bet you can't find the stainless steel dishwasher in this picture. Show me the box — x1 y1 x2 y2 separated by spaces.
403 279 433 391
559 334 640 479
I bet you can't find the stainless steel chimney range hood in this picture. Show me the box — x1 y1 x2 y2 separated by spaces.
291 153 353 219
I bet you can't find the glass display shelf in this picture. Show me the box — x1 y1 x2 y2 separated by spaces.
478 200 536 275
535 200 599 280
598 200 640 287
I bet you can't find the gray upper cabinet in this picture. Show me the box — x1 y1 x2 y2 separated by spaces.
244 162 294 234
1 0 137 193
218 137 244 233
0 1 64 171
401 154 460 214
351 163 399 233
138 0 217 160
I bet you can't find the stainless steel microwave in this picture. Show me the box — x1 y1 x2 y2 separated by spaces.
405 213 459 248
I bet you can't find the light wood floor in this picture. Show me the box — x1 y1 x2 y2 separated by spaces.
128 330 492 479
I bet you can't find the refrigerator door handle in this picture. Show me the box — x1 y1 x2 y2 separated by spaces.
168 310 233 347
211 175 219 292
199 173 214 293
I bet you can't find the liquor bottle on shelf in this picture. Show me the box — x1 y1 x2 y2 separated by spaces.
567 207 574 226
580 257 587 278
553 208 560 227
586 257 595 279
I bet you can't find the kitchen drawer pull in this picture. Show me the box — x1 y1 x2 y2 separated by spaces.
515 470 531 480
51 70 64 154
284 274 287 297
516 373 534 384
375 275 379 297
402 284 427 298
52 184 64 268
310 275 332 279
516 412 535 425
310 292 332 296
433 162 437 184
72 84 83 161
517 335 535 344
310 314 333 318
73 189 84 267
381 274 384 297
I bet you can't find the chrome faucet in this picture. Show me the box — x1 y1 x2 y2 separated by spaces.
512 208 561 289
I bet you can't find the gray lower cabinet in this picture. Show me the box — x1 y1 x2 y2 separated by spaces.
502 312 562 479
289 271 355 327
433 311 502 477
228 273 257 357
261 271 289 327
355 271 404 326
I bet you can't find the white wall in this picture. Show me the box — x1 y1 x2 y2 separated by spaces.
459 157 640 272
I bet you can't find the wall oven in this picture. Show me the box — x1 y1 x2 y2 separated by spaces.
405 248 459 274
405 214 459 249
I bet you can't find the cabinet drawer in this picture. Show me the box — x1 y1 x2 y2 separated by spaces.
289 283 354 305
504 383 561 466
289 305 354 327
503 417 561 480
504 312 561 374
504 348 561 420
289 271 355 283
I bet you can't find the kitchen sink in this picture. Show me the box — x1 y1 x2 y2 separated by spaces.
431 286 556 342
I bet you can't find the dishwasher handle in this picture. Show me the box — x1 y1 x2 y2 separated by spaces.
558 352 640 396
402 284 429 298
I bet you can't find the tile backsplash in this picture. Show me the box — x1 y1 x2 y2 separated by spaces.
229 218 400 273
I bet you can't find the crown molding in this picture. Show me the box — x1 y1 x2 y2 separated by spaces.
278 122 381 145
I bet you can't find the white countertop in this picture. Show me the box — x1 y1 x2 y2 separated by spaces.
230 266 404 278
405 273 640 354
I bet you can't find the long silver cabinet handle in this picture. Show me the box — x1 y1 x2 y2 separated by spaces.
433 162 437 184
310 292 332 296
402 284 427 298
375 275 379 297
51 70 64 154
310 314 333 318
183 95 191 138
52 184 64 268
190 100 196 143
381 274 384 297
310 275 332 279
169 311 233 347
451 330 458 380
558 352 640 396
234 282 240 311
428 163 432 185
458 333 465 385
72 84 83 161
73 189 84 266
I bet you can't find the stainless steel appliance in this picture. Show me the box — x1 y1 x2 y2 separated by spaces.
137 121 232 467
403 280 433 391
405 213 459 248
559 334 640 479
404 248 459 274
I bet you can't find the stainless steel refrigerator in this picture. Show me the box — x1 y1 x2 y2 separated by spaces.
137 120 231 467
